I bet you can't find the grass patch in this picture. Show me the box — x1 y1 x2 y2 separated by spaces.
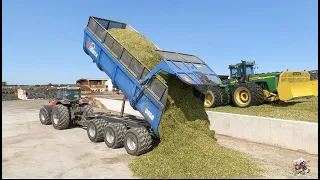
108 29 263 178
207 97 318 123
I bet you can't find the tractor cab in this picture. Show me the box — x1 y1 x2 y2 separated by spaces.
56 87 81 102
229 60 256 83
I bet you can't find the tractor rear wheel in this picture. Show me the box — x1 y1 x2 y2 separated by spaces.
87 119 107 142
82 104 94 116
254 84 265 105
204 86 222 108
124 127 153 156
231 83 264 108
39 107 51 125
52 105 70 130
220 88 230 106
104 123 127 148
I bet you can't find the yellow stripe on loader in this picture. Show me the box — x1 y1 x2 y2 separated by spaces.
277 71 318 101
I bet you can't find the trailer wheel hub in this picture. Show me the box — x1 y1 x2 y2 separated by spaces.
105 130 114 143
88 124 96 138
127 136 137 151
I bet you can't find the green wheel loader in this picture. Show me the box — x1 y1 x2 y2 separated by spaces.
204 60 318 108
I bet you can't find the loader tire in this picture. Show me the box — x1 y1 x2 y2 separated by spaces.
82 104 94 116
204 86 222 108
124 127 153 156
39 107 51 125
52 105 70 130
232 83 264 108
220 88 230 106
87 119 107 142
104 123 127 148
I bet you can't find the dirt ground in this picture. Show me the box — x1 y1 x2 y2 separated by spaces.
2 100 135 179
2 100 318 179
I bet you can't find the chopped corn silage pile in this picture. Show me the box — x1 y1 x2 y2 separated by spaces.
108 29 263 178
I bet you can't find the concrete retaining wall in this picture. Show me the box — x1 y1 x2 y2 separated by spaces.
17 88 27 100
94 97 142 117
94 97 318 155
207 111 318 155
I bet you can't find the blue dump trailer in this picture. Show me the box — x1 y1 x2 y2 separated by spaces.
81 16 221 155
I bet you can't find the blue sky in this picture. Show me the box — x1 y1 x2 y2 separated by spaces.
2 0 318 85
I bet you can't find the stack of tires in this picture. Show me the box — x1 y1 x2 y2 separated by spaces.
2 88 18 101
26 90 57 99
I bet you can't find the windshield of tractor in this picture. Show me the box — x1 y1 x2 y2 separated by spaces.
57 90 63 99
246 66 254 75
231 68 238 78
63 90 81 101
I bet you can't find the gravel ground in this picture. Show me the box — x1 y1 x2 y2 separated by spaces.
2 99 318 179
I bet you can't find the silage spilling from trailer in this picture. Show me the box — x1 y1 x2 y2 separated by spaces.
108 28 263 178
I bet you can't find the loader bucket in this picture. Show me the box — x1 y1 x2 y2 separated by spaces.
277 71 318 101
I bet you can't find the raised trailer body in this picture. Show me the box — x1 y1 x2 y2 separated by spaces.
83 16 221 138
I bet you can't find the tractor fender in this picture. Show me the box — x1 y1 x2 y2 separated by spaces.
79 99 89 105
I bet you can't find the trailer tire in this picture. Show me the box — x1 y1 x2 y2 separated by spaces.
104 123 127 148
52 105 70 130
83 104 94 116
124 127 153 156
204 86 222 108
87 119 107 142
39 107 52 125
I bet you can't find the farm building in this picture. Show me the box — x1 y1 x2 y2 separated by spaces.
76 78 109 92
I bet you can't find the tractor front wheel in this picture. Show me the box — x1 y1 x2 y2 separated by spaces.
232 83 264 108
39 107 51 125
52 104 70 130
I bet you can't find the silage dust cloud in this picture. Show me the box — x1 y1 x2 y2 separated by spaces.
108 28 263 178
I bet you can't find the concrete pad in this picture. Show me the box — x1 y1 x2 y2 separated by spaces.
2 100 135 179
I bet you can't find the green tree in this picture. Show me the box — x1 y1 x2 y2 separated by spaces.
2 81 7 86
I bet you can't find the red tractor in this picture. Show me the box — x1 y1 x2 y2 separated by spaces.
39 87 94 129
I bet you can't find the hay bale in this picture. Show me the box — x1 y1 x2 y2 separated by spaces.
108 29 263 178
